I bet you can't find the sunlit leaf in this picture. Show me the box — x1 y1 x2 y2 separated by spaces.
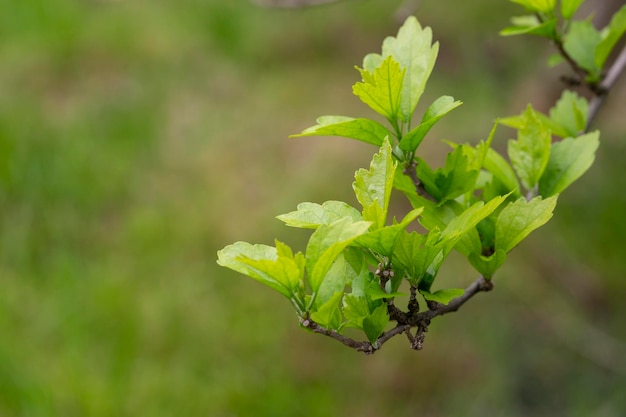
548 90 588 137
468 249 507 278
290 115 390 146
507 106 552 190
353 138 397 229
306 218 371 294
563 20 602 78
561 0 584 19
311 291 344 331
277 200 362 229
399 95 463 152
510 0 556 13
539 131 600 196
353 207 423 256
495 195 558 253
380 16 439 122
419 288 465 305
353 56 405 122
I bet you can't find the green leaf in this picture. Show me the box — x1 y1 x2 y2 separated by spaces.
563 20 603 78
484 148 521 194
500 15 557 38
310 292 344 331
353 207 423 256
363 303 389 344
468 249 507 279
539 131 600 196
289 115 390 146
418 146 480 202
353 56 405 123
343 295 371 329
595 5 626 69
495 195 558 253
306 218 371 294
419 288 465 305
507 106 552 190
217 241 303 299
548 90 588 137
561 0 584 19
399 95 463 152
314 249 365 308
510 0 556 13
393 231 443 285
353 138 397 229
380 16 439 122
277 200 362 229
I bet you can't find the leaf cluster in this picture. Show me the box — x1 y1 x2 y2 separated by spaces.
217 2 617 353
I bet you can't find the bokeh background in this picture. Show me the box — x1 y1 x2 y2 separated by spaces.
1 0 625 416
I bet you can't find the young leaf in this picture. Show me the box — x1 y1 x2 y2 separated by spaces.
468 249 507 279
419 288 465 305
539 131 600 196
306 218 371 294
343 294 370 329
595 5 626 70
495 195 558 253
380 16 439 122
353 56 405 123
289 115 390 147
314 249 366 308
507 106 552 191
500 15 557 38
399 95 463 152
510 0 556 14
217 241 301 299
563 20 602 78
561 0 584 20
311 291 344 331
484 148 521 194
353 207 423 256
393 231 443 285
277 200 362 229
363 303 390 344
417 146 480 202
548 91 588 137
353 138 397 229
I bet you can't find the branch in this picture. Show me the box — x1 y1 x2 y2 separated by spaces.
301 276 494 354
403 160 437 203
587 44 626 130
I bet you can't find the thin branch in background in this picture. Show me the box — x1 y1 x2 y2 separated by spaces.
587 44 626 129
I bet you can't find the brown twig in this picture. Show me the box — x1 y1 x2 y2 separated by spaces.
300 276 493 354
403 160 437 203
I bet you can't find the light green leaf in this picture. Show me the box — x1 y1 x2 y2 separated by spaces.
353 56 405 122
290 115 390 146
419 288 465 305
548 90 588 137
439 194 509 246
563 20 603 78
314 249 365 308
510 0 556 13
353 138 397 229
277 200 362 229
539 131 600 196
353 207 423 256
547 53 565 67
343 295 371 329
595 5 626 69
417 146 480 202
399 95 463 152
468 249 507 279
363 303 389 344
507 106 552 190
380 16 439 122
561 0 584 19
500 16 557 38
393 231 443 285
311 291 344 331
217 241 301 299
500 111 569 139
484 148 521 194
306 218 372 293
495 195 558 253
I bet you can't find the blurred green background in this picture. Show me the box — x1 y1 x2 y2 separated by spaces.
1 0 625 416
